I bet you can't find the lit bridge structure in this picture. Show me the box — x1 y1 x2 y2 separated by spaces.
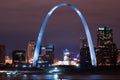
33 3 97 67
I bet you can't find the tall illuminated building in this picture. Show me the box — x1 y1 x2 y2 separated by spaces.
38 44 54 66
63 49 76 65
26 40 35 64
0 45 6 63
97 27 113 47
63 49 70 61
96 27 118 65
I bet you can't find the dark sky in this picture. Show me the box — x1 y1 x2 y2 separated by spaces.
0 0 120 59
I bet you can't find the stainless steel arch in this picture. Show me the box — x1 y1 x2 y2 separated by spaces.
33 3 97 67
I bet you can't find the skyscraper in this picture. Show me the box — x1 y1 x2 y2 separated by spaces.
97 27 113 47
0 45 6 63
96 27 118 65
38 44 54 65
26 40 36 64
80 38 91 65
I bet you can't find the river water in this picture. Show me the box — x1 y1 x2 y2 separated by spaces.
0 74 120 80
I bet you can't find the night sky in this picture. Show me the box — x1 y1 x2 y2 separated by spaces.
0 0 120 59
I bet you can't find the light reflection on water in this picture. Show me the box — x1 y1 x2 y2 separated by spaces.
0 73 120 80
31 74 56 79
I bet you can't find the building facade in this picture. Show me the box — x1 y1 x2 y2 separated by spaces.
38 44 54 67
26 40 36 64
96 27 118 66
80 38 92 65
12 50 26 64
117 49 120 64
0 45 6 63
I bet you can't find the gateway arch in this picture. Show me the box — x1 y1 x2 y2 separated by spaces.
33 3 97 67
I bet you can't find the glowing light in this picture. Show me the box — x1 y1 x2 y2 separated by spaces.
54 74 58 79
53 60 79 66
54 67 58 70
22 65 27 68
33 3 97 67
5 71 18 77
76 63 80 67
49 67 60 73
29 59 33 64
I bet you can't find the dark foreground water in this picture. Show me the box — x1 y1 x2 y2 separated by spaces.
0 73 120 80
0 66 120 80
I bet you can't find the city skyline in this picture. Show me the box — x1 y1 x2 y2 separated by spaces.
0 0 120 59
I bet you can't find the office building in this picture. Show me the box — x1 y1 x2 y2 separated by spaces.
80 38 92 66
117 49 120 64
12 50 26 64
0 45 6 63
26 40 35 64
5 56 12 64
38 44 54 66
97 27 113 47
43 44 54 64
96 27 118 66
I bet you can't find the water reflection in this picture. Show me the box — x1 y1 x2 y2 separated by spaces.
22 74 27 80
88 75 102 79
32 75 40 80
0 73 120 80
53 74 59 79
32 74 59 79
